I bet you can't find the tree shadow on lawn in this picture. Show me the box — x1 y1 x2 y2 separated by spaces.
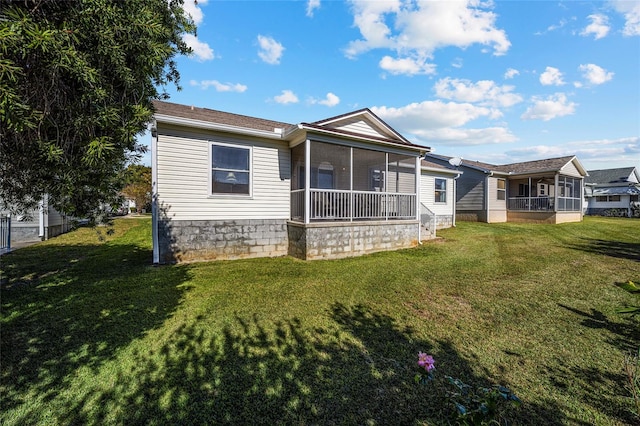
60 303 567 425
565 238 640 262
558 304 640 353
0 242 193 424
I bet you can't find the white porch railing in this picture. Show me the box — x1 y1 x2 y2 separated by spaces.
291 189 416 222
508 197 554 211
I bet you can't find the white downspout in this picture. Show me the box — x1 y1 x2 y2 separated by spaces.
416 156 421 242
485 172 493 222
38 197 45 239
453 172 461 227
151 120 159 264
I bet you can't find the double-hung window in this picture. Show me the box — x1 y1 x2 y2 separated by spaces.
211 143 251 195
497 179 506 200
435 178 446 203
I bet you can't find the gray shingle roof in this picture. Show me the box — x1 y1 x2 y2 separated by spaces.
586 167 637 185
152 100 292 132
426 153 578 174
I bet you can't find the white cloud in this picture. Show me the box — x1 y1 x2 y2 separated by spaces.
580 14 610 39
273 90 299 104
310 92 340 107
379 55 436 75
306 0 321 17
182 0 208 25
521 93 577 121
190 80 247 92
257 35 285 65
539 66 565 86
451 57 463 69
372 101 496 129
434 78 523 108
610 0 640 36
345 0 510 75
579 63 614 85
411 126 518 146
504 68 519 79
182 34 214 61
504 136 640 166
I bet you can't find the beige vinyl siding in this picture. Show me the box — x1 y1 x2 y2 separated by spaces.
420 173 455 216
157 125 290 221
46 205 66 227
487 177 507 211
561 161 583 177
328 118 389 139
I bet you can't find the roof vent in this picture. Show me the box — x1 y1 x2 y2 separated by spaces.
191 105 194 110
274 127 283 134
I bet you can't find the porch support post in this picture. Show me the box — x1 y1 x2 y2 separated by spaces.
304 138 311 224
554 173 559 212
385 153 389 220
528 177 532 211
350 147 353 222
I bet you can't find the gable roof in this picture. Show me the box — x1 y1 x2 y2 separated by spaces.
425 153 587 176
421 158 462 175
153 100 429 152
586 167 639 186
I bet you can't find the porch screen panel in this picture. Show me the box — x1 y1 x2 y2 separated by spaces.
291 143 305 190
353 148 386 191
557 176 581 211
387 153 416 193
310 142 350 190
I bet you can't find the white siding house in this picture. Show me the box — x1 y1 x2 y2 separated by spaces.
585 167 640 217
152 101 433 263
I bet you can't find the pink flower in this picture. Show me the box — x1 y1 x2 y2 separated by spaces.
418 352 435 372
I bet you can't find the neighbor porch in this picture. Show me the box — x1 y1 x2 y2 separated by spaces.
506 174 583 223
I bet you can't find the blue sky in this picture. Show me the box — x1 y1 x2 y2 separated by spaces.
145 0 640 171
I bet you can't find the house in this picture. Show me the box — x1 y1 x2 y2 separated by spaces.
150 101 454 263
584 167 640 217
424 153 588 224
0 195 72 248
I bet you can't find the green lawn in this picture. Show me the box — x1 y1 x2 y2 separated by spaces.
1 217 639 425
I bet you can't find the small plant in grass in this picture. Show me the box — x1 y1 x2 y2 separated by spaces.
415 352 521 425
616 280 640 315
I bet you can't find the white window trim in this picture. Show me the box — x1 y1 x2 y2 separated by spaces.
209 141 253 198
435 178 447 203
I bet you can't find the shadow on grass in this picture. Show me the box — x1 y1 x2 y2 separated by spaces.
566 238 640 262
0 242 193 424
558 304 640 353
52 303 567 425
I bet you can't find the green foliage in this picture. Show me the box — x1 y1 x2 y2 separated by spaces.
121 164 151 213
0 0 194 218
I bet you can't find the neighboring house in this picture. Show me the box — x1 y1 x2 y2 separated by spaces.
0 195 72 247
584 167 640 217
151 101 446 263
425 153 588 224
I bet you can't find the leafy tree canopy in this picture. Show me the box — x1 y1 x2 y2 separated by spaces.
0 0 194 218
122 164 151 214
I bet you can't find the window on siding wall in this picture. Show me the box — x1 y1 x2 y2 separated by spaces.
211 143 251 195
497 179 506 200
435 178 446 203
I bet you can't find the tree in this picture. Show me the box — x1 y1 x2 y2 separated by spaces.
121 165 151 214
0 0 194 219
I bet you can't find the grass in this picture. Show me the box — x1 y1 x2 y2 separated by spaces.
1 216 639 425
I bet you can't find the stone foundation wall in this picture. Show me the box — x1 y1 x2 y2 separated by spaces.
436 215 453 229
158 219 289 263
287 220 420 260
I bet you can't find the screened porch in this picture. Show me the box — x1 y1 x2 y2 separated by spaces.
507 175 583 212
290 140 419 223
